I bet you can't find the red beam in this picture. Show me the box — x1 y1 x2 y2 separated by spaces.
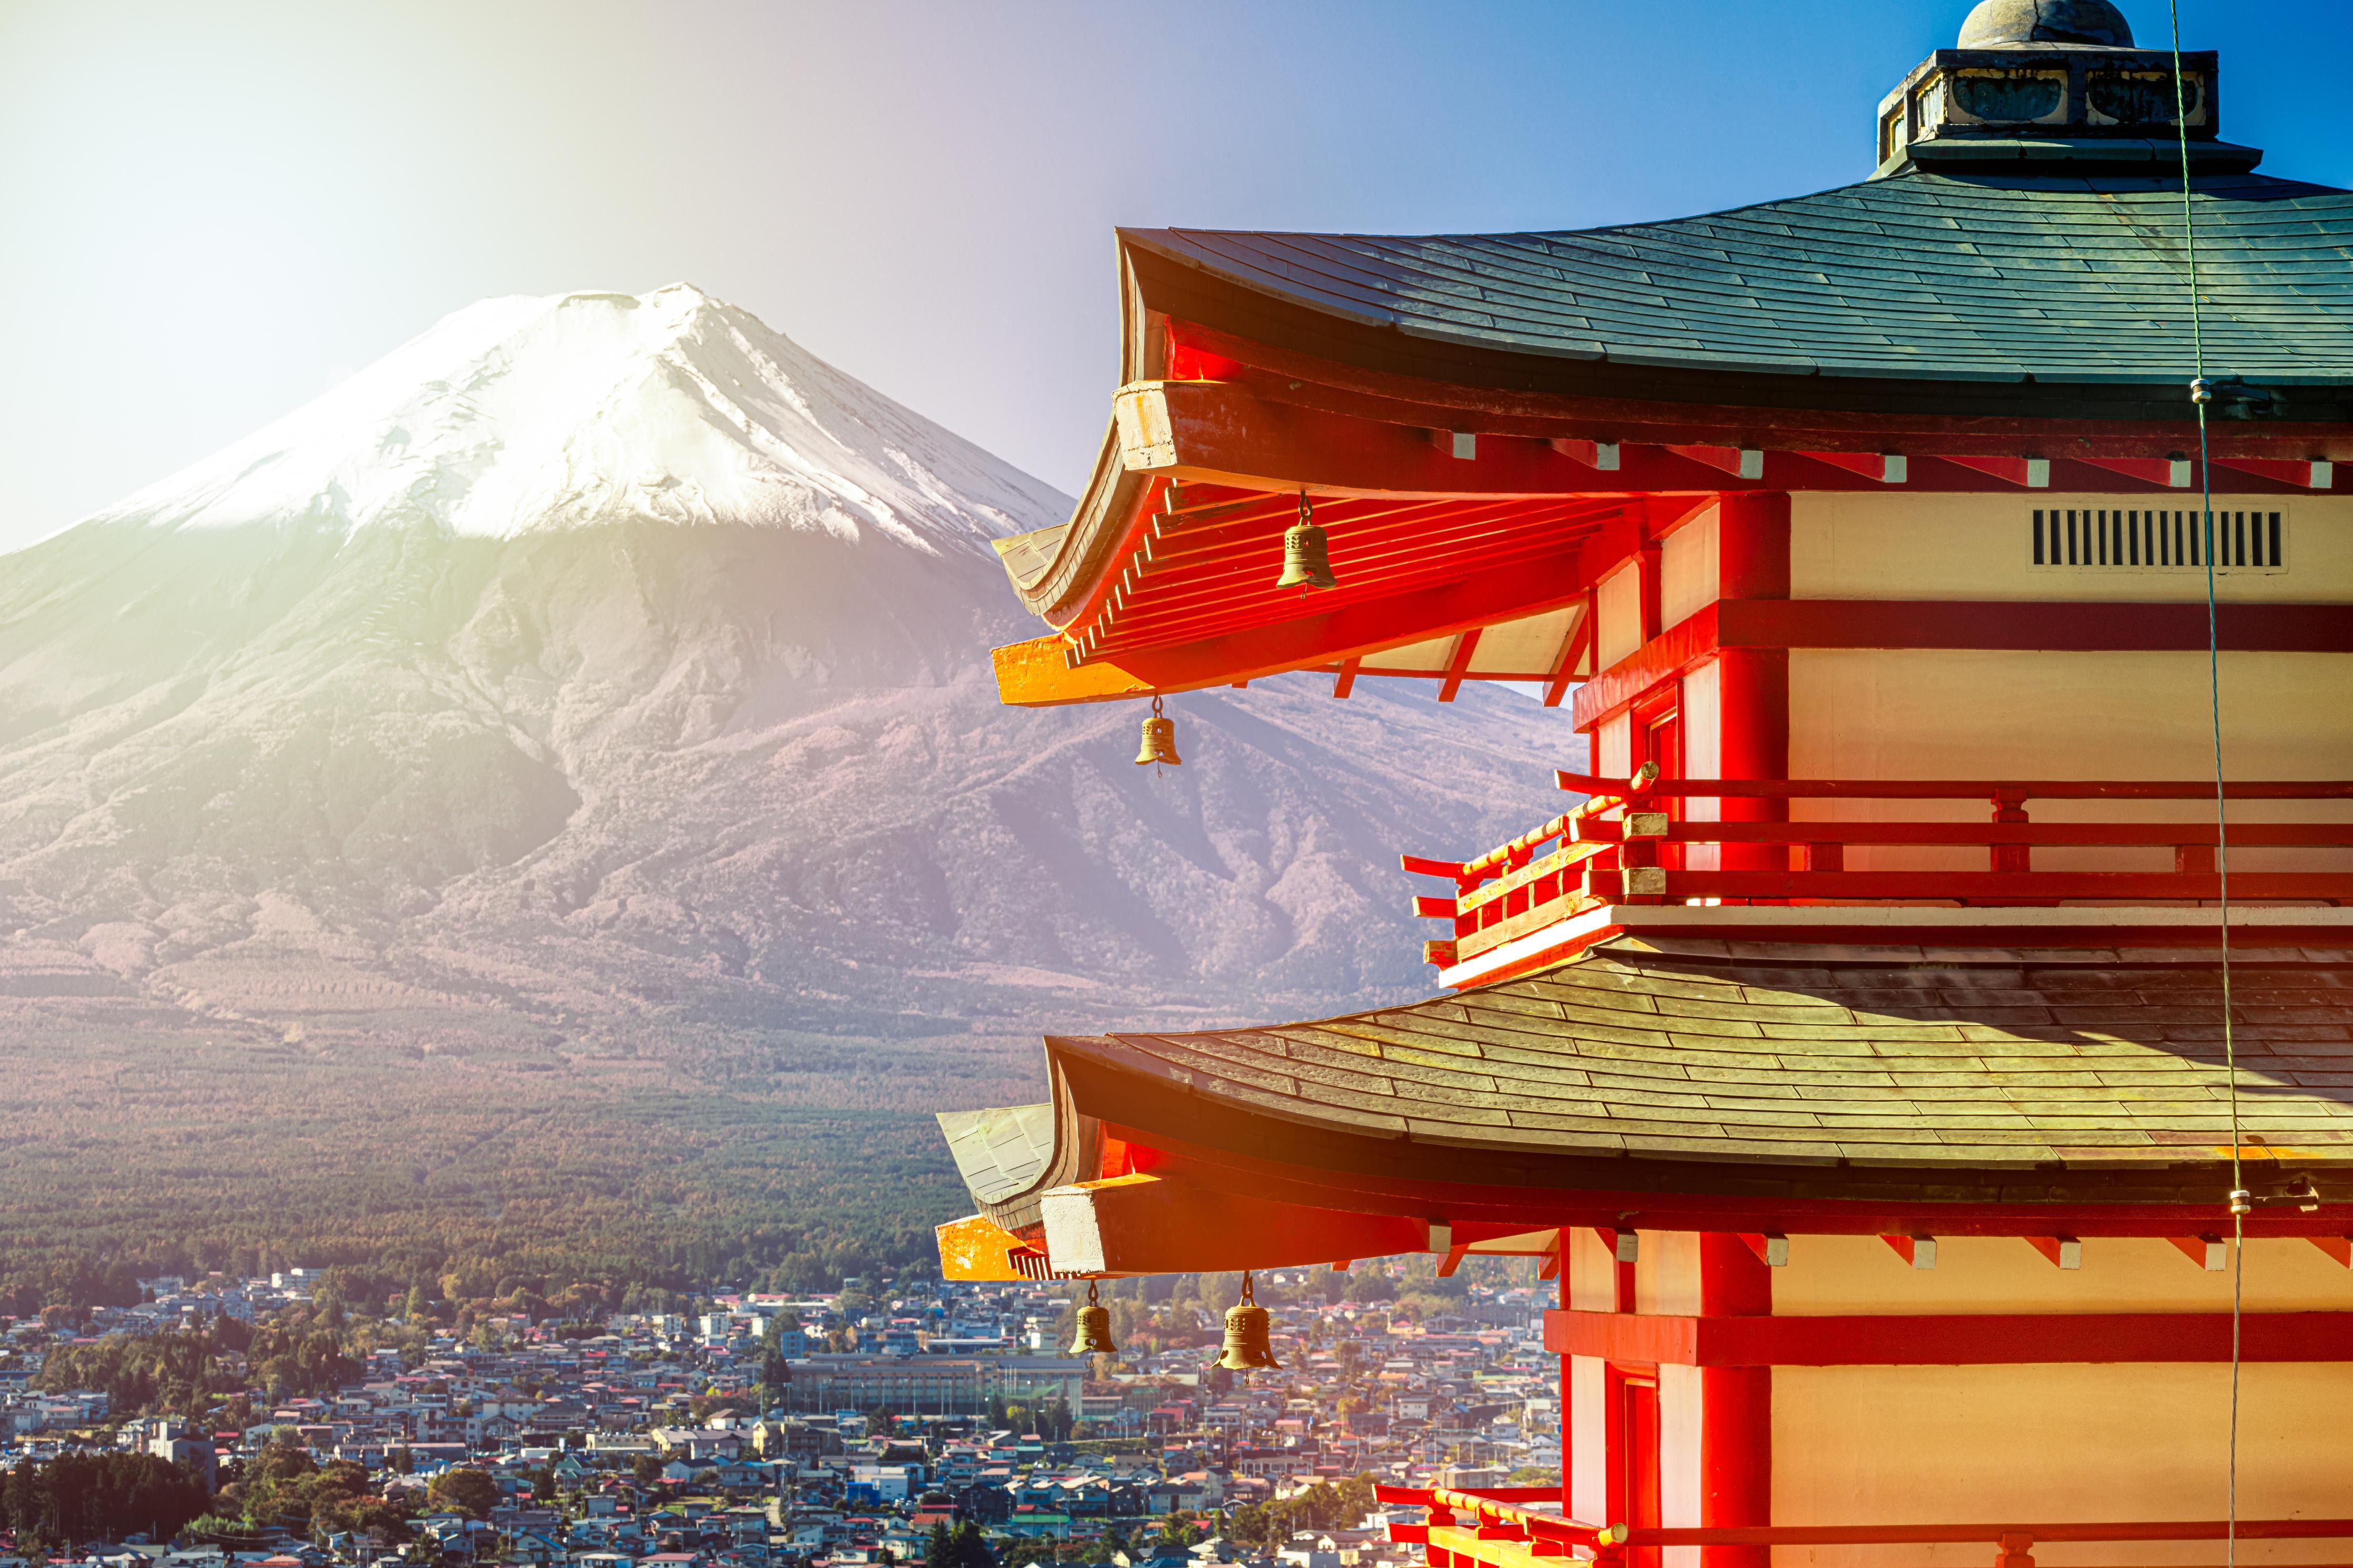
1113 381 2342 508
1722 598 2353 656
1943 454 2048 488
1111 509 1603 637
1543 1309 2353 1365
1622 1520 2353 1549
1545 594 1593 708
1576 820 2353 847
1571 602 1721 730
2081 456 2191 489
1583 867 2352 901
1553 773 2353 801
1041 1172 1430 1274
1572 600 2353 729
1082 1115 2353 1240
1437 629 1482 702
1165 317 2353 464
1094 509 1612 652
2214 457 2332 489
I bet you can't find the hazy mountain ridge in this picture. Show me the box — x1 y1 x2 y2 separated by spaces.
0 286 1578 1098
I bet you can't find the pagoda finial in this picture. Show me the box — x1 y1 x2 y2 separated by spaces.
1958 0 2135 49
1875 0 2237 174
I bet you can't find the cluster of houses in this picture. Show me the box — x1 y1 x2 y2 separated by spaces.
0 1270 1555 1568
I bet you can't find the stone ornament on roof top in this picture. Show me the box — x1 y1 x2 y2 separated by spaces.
1958 0 2136 48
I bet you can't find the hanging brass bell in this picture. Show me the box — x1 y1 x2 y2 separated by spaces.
1216 1271 1281 1371
1134 695 1181 767
1068 1280 1118 1355
1275 491 1336 592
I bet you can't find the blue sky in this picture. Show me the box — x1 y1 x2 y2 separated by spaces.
3 0 2348 549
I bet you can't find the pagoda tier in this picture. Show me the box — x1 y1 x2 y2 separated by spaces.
936 938 2353 1283
938 3 2353 1557
992 163 2353 707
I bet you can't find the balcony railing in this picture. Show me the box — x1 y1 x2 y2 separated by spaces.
1373 1484 2353 1568
1403 768 2353 969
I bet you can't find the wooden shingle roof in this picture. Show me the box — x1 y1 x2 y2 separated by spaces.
1123 169 2353 391
1001 940 2353 1216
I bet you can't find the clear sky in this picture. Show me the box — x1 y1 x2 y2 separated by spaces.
4 0 2349 552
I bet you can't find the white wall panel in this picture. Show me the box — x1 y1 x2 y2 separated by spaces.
1597 561 1644 669
1787 649 2353 873
1791 491 2351 602
1661 506 1721 629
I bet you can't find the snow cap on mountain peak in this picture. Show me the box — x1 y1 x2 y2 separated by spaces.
86 285 1069 552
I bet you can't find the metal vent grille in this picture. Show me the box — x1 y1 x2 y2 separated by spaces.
2032 507 2286 572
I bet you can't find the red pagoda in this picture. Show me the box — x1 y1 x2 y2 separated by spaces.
935 3 2353 1562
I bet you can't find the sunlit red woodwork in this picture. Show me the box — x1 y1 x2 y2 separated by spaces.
937 6 2353 1560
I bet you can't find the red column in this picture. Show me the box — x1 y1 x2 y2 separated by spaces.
1714 494 1790 876
1698 1233 1772 1568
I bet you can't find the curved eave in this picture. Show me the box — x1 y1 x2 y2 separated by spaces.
987 942 2353 1226
1119 236 2353 429
1005 420 1149 626
1005 194 2353 628
1115 170 2353 425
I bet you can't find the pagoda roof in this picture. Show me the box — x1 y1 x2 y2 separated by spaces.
1121 168 2353 409
973 166 2353 704
953 939 2353 1225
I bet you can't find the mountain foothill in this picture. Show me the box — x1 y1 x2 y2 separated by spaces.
0 285 1578 1299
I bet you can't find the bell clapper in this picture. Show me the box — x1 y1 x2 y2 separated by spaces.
1275 489 1336 594
1134 693 1182 771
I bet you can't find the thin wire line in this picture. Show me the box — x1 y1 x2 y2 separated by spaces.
2168 8 2241 1567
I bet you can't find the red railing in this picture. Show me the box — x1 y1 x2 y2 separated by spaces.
1374 1485 2353 1567
1402 769 2353 968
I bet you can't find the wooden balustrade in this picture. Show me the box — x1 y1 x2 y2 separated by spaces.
1374 1485 2353 1568
1402 775 2353 968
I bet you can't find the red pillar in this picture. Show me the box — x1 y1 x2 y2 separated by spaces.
1698 1233 1772 1568
1714 494 1790 875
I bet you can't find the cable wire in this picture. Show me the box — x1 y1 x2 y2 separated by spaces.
2167 7 2243 1565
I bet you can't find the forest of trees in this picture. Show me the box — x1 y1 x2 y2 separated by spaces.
186 1433 417 1545
0 1453 214 1553
0 1056 970 1316
32 1310 370 1418
1225 1476 1382 1553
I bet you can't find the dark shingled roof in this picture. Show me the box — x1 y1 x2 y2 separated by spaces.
1121 170 2353 387
1031 940 2353 1193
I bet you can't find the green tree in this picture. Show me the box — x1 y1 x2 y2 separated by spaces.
425 1467 500 1520
0 1453 212 1547
940 1523 996 1568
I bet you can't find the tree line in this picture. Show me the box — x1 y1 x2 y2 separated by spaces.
1 1453 213 1554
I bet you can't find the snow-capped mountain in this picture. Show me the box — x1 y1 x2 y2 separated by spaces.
0 286 1576 1095
94 284 1059 552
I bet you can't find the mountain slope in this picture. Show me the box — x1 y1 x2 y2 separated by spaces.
0 286 1578 1290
